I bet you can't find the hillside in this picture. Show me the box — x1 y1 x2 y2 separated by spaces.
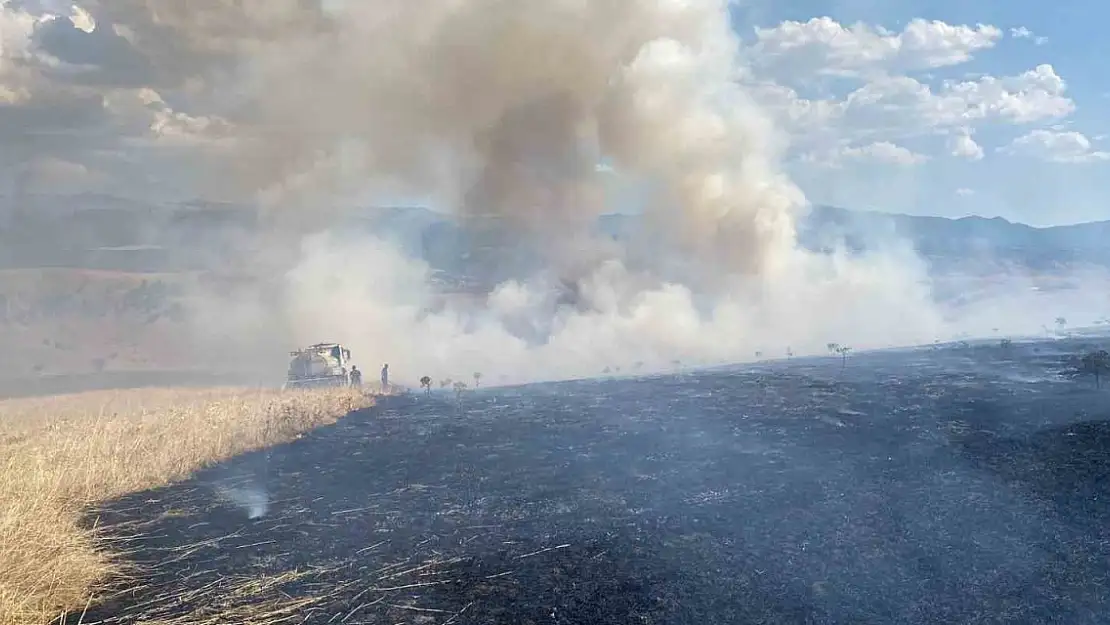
353 204 1110 282
1 193 1106 393
794 206 1110 273
4 193 1107 276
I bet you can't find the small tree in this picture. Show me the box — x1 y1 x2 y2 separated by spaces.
1000 338 1013 349
440 378 452 389
828 343 851 370
836 345 851 370
473 371 482 387
420 375 432 394
1081 350 1110 389
453 380 468 400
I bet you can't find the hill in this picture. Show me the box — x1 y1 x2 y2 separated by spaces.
794 205 1110 274
4 193 1107 276
350 204 1110 282
1 193 1106 390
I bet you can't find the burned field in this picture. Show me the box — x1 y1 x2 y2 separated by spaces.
71 341 1110 624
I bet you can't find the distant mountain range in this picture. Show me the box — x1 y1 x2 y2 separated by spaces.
2 193 1108 276
794 206 1110 273
348 204 1110 280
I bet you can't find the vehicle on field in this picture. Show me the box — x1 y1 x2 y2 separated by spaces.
285 342 353 389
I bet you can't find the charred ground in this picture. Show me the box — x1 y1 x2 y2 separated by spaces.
69 339 1110 624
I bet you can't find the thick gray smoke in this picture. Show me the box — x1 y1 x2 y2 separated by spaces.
91 0 797 267
75 0 1089 386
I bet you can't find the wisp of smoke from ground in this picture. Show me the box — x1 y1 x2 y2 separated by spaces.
95 0 1105 386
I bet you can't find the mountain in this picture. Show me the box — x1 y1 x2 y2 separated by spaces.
795 205 1110 273
2 194 1105 383
2 193 1108 275
352 205 1110 280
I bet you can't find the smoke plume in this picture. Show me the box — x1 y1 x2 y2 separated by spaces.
78 0 1080 386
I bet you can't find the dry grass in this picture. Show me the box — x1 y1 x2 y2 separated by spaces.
0 385 373 625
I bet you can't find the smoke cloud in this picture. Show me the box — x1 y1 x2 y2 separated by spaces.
27 0 1096 387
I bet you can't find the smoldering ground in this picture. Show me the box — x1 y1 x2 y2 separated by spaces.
40 0 1109 386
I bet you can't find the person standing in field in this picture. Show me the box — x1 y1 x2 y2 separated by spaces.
349 365 362 387
380 363 389 393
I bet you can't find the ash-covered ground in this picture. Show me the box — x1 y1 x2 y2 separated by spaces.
71 338 1110 624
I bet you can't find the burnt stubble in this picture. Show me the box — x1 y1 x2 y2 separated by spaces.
72 339 1110 624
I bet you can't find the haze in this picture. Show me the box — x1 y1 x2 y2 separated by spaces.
2 0 1107 389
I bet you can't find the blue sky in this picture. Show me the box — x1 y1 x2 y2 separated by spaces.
724 0 1110 225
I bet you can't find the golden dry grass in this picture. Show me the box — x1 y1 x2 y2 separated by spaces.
0 385 373 625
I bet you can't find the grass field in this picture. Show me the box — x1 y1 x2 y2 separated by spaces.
0 385 373 625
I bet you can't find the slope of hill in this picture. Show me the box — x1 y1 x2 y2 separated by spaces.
795 206 1110 273
1 193 1106 391
354 204 1110 281
4 193 1107 275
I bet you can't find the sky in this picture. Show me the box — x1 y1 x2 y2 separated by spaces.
1 0 1108 227
734 0 1110 226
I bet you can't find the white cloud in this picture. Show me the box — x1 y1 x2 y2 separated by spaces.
1010 27 1047 45
19 155 107 194
103 87 232 145
844 64 1072 128
754 63 1075 157
948 130 984 160
0 2 39 102
67 5 95 33
1001 130 1110 163
752 17 1002 77
803 141 928 167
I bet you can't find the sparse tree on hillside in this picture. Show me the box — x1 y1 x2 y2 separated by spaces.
453 380 468 400
1000 338 1013 349
1081 350 1110 389
473 371 482 387
440 378 452 389
755 351 763 359
828 343 851 370
837 345 852 369
420 376 432 394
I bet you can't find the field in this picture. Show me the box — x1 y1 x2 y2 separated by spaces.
0 386 373 625
0 269 195 382
45 336 1110 624
0 267 292 393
